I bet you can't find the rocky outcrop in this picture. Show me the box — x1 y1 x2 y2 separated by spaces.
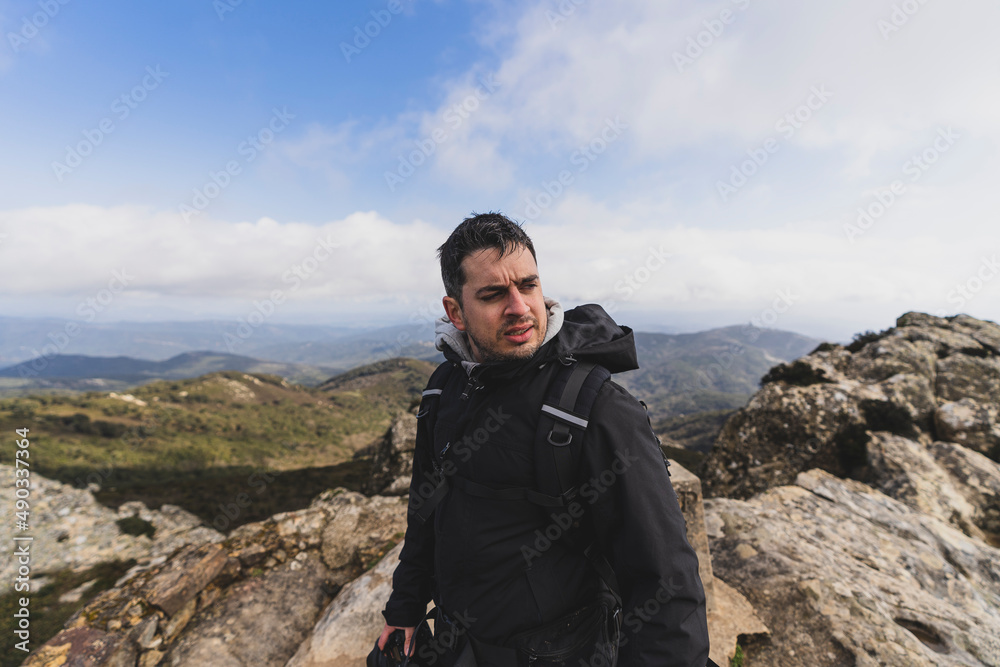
701 312 1000 541
362 413 417 496
0 464 222 589
706 469 1000 666
22 488 406 667
694 312 1000 665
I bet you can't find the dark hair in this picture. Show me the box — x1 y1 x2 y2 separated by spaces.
437 212 536 305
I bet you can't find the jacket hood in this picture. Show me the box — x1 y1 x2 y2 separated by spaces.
434 299 637 378
547 303 638 373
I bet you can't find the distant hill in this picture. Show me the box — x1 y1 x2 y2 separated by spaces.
0 315 438 368
0 315 359 365
619 325 822 420
254 324 443 367
0 351 340 397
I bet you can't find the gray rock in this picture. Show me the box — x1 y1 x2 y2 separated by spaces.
865 432 986 540
21 626 138 667
318 492 407 585
935 398 1000 455
936 354 1000 406
163 551 333 667
930 440 1000 537
668 461 716 611
287 542 404 667
363 413 417 496
0 464 224 587
707 469 1000 666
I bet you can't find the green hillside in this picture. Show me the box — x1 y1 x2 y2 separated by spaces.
0 359 436 501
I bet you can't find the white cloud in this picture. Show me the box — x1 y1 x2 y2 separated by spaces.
0 205 441 303
2 203 996 333
465 0 1000 161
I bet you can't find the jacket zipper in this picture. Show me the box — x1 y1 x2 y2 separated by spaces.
436 366 486 465
459 366 485 400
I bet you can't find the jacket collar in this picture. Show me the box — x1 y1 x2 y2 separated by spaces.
434 298 564 377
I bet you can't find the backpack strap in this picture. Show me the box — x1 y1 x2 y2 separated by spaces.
409 363 456 525
535 358 611 503
533 359 621 602
418 362 454 414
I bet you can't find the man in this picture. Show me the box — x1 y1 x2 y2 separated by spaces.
377 213 709 666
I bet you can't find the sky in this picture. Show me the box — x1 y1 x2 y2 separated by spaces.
1 0 998 343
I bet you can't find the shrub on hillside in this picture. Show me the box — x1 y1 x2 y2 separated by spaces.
761 360 834 387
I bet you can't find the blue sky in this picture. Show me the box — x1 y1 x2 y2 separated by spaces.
1 0 999 342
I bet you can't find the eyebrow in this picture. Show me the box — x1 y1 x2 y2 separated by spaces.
475 274 539 298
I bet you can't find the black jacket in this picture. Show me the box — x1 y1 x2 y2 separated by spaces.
383 304 710 666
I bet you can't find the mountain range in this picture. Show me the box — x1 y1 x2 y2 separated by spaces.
0 321 821 419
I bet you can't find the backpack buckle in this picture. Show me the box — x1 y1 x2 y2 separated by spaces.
546 430 573 447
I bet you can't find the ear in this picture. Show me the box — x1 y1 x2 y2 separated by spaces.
442 296 466 331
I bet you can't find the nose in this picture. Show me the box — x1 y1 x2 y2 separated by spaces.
504 286 530 317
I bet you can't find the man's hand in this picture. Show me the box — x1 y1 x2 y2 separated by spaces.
377 622 416 658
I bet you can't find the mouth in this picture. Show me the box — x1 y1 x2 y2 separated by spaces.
502 324 534 344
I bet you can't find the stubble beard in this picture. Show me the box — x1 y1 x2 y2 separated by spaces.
467 314 546 363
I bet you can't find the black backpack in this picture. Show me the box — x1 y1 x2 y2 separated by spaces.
409 356 670 599
409 357 718 667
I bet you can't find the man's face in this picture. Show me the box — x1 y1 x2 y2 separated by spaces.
442 245 548 363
